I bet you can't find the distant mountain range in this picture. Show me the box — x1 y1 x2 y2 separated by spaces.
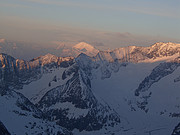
0 42 180 135
54 42 99 57
0 39 99 60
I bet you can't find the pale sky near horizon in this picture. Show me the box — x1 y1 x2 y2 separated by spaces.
0 0 180 48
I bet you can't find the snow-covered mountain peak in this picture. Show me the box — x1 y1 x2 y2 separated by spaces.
73 42 95 51
146 42 180 59
94 42 180 63
29 53 74 68
29 53 58 66
73 42 99 56
151 42 180 48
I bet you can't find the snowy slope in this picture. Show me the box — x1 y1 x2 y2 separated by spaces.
89 61 180 135
1 42 180 135
36 63 121 131
74 42 180 134
0 89 72 135
0 53 121 133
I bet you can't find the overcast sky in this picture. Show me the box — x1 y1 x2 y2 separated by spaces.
0 0 180 48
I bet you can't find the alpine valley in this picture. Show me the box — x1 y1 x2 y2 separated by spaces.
0 42 180 135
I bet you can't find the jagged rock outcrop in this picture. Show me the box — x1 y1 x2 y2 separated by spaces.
37 64 120 131
172 123 180 135
0 53 74 90
95 42 180 63
134 57 180 111
0 121 10 135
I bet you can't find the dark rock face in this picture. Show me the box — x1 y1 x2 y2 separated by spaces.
37 64 120 131
135 62 180 96
0 53 74 90
135 57 180 111
0 53 41 90
0 121 10 135
174 75 180 83
172 123 180 135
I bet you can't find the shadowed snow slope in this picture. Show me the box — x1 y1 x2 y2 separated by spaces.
0 89 72 135
0 42 180 135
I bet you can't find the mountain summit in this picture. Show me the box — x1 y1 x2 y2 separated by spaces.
73 42 98 52
73 42 99 56
54 42 99 57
